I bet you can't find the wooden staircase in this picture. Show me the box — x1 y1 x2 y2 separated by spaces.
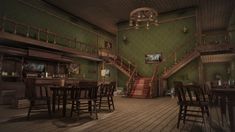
162 49 200 79
160 43 235 79
129 77 152 98
99 49 151 98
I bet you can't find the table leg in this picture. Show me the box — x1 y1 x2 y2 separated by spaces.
63 89 67 117
52 89 56 113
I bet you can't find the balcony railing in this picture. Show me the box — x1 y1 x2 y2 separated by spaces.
0 16 98 56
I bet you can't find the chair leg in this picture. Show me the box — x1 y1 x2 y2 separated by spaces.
111 96 115 111
99 97 102 111
201 106 205 123
107 96 111 111
177 105 183 128
57 96 60 111
27 100 33 119
70 100 75 117
76 101 80 118
93 100 98 119
183 106 187 124
89 101 92 116
47 99 51 117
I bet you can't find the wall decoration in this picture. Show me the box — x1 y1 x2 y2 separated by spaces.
145 53 163 64
68 63 80 75
101 69 110 77
104 41 112 49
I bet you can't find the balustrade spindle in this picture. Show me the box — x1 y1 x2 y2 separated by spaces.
46 29 48 43
74 38 77 48
53 33 56 44
14 23 17 34
121 58 123 67
37 29 40 40
26 26 29 37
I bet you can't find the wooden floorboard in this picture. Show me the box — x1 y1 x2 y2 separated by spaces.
0 96 230 132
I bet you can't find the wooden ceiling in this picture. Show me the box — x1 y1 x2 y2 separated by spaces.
44 0 235 34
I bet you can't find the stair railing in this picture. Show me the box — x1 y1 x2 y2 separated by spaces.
149 64 159 97
0 16 98 56
126 68 137 96
158 37 196 77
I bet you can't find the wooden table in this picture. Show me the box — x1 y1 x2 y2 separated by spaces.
211 88 235 132
50 86 76 117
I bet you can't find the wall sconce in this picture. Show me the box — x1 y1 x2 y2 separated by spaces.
122 36 128 44
182 26 188 33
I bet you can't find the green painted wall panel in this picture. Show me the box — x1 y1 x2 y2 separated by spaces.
168 59 199 88
0 0 116 81
117 12 197 88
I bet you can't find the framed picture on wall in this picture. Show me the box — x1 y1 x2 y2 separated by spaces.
104 41 112 49
145 52 163 64
68 63 80 75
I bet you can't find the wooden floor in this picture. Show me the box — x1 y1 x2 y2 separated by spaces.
0 96 230 132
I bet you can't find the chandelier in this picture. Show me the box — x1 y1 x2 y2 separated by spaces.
129 7 159 29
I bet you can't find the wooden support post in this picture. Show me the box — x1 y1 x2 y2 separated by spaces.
196 8 202 45
174 52 177 64
198 58 204 85
0 55 3 81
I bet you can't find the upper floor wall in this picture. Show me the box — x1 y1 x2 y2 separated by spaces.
117 10 197 77
0 0 116 51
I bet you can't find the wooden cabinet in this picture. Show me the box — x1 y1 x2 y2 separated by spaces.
1 56 23 82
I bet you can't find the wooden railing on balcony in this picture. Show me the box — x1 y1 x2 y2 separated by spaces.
157 38 196 77
0 16 98 56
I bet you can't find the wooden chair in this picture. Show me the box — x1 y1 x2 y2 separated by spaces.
174 81 209 128
97 82 116 112
70 81 98 119
25 78 51 119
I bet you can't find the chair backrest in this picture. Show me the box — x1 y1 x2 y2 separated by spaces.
174 81 185 103
24 78 50 100
76 81 98 100
174 81 206 104
99 81 116 97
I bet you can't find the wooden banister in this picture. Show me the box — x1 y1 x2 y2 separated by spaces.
0 16 99 56
126 68 137 96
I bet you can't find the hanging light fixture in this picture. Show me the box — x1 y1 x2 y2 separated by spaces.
129 6 159 29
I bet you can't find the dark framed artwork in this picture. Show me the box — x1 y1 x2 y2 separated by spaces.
145 52 163 64
104 41 112 49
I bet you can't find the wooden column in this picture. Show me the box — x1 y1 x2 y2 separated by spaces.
196 8 202 45
0 55 3 81
198 58 204 85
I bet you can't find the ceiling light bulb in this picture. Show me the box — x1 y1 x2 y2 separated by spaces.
146 22 150 29
129 20 133 26
135 22 139 29
138 12 141 18
154 20 159 26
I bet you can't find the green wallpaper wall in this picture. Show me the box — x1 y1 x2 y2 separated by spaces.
204 62 230 82
0 0 116 81
168 59 199 88
229 9 235 44
117 11 197 88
